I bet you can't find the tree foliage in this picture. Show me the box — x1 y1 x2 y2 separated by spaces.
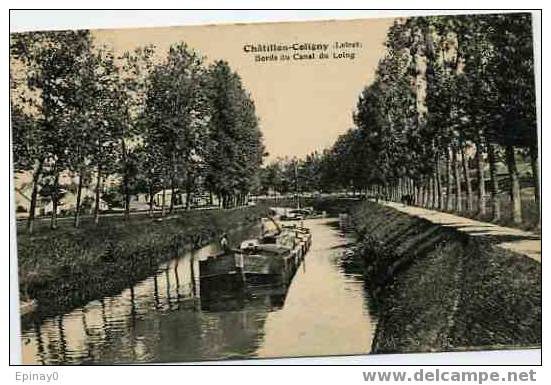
11 32 265 230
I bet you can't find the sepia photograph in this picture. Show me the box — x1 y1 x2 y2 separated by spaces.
10 11 541 365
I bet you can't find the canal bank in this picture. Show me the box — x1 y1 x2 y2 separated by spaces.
350 201 541 353
17 205 269 319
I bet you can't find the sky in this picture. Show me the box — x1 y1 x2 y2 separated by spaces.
88 18 395 161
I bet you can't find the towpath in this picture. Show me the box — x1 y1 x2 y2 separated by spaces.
379 201 541 263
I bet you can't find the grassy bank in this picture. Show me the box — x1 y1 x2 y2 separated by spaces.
256 194 540 351
17 205 268 317
350 201 541 353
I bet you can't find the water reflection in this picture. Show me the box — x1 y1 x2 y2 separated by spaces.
21 218 375 364
255 219 375 359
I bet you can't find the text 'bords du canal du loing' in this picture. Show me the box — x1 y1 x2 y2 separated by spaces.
243 41 362 62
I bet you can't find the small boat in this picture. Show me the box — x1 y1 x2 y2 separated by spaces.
280 207 316 220
280 209 303 221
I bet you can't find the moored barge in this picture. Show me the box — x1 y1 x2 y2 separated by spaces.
199 218 311 291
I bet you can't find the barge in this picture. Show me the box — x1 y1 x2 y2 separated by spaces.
199 218 311 291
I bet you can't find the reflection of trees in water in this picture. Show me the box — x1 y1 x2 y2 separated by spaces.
314 220 380 319
197 287 289 360
190 250 198 298
57 315 67 363
20 225 260 333
22 241 292 364
33 321 46 365
337 242 382 319
153 275 160 310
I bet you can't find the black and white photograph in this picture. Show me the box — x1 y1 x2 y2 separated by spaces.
9 10 541 365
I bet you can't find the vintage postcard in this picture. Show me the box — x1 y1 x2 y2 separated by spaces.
10 12 540 364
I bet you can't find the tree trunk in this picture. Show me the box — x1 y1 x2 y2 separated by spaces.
435 155 443 210
452 145 462 213
73 169 84 228
185 189 192 211
459 140 473 213
124 186 131 219
426 179 432 208
446 149 453 211
50 167 60 230
529 144 540 222
487 142 501 221
169 176 176 214
27 158 44 234
432 174 438 209
475 140 486 216
121 138 130 220
425 179 430 208
398 178 404 199
396 183 400 201
185 179 192 211
426 176 434 209
148 185 154 217
93 167 102 225
505 143 522 224
421 177 429 208
426 180 431 208
161 187 166 217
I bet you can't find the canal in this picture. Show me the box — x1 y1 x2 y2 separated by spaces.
20 218 376 364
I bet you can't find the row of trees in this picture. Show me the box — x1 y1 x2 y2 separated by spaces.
11 30 264 233
257 153 325 196
302 13 538 225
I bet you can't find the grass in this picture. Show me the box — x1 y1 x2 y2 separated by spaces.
346 200 541 353
16 205 269 318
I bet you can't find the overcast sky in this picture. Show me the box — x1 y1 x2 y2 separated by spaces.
91 18 393 161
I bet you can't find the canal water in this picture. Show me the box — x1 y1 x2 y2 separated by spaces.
20 218 376 364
